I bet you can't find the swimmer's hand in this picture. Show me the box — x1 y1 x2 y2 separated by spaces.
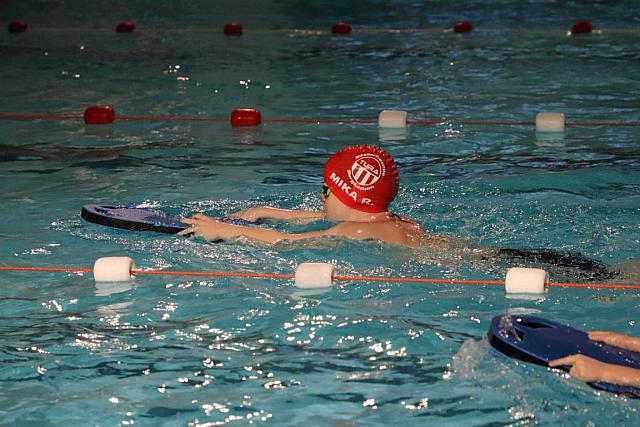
178 213 228 241
226 207 270 222
178 212 288 244
549 354 640 386
549 354 611 383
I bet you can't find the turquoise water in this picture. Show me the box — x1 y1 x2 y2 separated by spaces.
1 1 640 425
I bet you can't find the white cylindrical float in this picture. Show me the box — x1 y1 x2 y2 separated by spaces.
378 110 407 128
294 263 335 289
535 112 565 132
505 267 548 294
93 257 136 282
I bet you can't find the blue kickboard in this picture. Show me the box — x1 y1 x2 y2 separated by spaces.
488 314 640 396
81 204 254 234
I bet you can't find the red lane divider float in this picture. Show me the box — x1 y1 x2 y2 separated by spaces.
230 108 262 126
223 22 243 36
1 265 639 291
116 21 136 33
0 108 639 128
84 105 116 124
572 20 593 34
453 21 474 33
332 22 353 35
8 20 28 33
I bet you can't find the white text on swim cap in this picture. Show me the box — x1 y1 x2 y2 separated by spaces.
329 172 372 205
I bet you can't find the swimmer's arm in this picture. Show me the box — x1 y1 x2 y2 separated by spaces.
549 354 640 387
179 215 377 244
180 215 329 244
226 206 323 223
588 331 640 352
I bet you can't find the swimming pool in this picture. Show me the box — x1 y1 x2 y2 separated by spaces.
1 0 640 425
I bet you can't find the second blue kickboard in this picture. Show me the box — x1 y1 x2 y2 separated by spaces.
488 314 640 396
81 204 254 234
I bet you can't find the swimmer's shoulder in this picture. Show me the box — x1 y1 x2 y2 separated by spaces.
327 216 429 247
387 214 461 247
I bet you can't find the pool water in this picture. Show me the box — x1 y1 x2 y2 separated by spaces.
1 1 640 425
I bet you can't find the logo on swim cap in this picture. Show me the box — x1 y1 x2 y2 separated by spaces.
324 145 399 213
349 154 385 189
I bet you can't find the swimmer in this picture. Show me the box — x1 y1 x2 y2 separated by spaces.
549 332 640 387
179 145 447 247
178 144 633 280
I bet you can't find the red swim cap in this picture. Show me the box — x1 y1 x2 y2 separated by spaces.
324 145 399 213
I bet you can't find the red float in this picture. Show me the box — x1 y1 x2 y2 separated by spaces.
116 21 136 33
230 109 262 127
453 21 474 33
224 22 243 35
572 20 592 34
84 106 116 125
8 21 28 33
332 22 352 34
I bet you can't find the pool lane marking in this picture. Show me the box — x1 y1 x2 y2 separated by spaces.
1 265 639 290
1 113 639 127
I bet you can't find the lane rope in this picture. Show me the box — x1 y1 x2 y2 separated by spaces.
1 265 639 290
12 27 640 35
0 113 638 127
